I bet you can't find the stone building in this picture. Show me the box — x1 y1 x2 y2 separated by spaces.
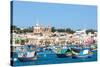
33 23 52 36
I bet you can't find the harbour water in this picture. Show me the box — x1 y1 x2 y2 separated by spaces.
12 49 97 66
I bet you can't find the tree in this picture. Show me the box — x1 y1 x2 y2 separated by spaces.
21 39 25 45
65 28 75 34
51 27 56 32
25 38 29 43
11 25 33 34
86 29 97 34
15 39 20 44
11 25 21 34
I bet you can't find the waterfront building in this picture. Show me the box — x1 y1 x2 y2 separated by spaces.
12 23 97 47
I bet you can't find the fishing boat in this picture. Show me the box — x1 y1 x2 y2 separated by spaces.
54 45 93 59
74 49 93 58
14 45 37 61
56 48 73 58
18 51 37 61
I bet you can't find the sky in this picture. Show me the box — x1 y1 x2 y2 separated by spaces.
12 1 97 30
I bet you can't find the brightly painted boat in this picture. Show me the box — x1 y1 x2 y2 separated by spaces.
55 47 93 58
73 49 93 58
55 48 73 58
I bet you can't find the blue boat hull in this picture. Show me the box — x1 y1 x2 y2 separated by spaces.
56 54 71 58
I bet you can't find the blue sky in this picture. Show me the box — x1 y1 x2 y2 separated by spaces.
12 1 97 30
